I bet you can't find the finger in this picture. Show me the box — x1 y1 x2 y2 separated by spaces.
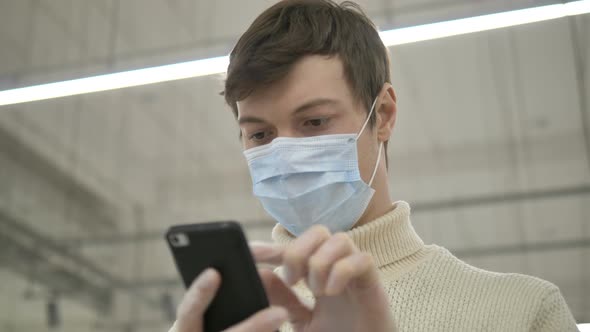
250 242 285 266
222 306 288 332
259 269 312 327
176 268 221 332
307 232 354 296
324 253 377 296
283 225 331 285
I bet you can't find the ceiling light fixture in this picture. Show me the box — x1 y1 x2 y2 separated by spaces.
0 0 588 106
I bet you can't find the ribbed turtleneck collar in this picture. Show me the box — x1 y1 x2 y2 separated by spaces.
271 201 424 269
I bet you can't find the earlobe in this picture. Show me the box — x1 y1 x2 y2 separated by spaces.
376 84 397 143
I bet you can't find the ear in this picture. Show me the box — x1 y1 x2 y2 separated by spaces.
375 83 397 143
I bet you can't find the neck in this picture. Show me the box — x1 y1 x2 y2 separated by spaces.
354 166 393 228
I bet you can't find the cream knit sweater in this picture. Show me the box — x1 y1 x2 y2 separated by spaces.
271 201 579 331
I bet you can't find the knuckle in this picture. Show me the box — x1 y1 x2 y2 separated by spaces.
331 232 352 247
309 255 328 273
283 247 304 266
334 259 355 276
332 231 350 241
310 224 331 238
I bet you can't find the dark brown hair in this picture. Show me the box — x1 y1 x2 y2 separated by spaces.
224 0 391 157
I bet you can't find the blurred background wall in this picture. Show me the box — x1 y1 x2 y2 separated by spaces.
0 0 588 331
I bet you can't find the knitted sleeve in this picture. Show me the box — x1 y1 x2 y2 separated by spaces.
530 287 578 332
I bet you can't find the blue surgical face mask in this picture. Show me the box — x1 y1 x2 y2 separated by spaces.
243 98 383 236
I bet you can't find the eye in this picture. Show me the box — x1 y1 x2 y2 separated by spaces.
249 131 266 141
248 128 278 144
303 118 329 127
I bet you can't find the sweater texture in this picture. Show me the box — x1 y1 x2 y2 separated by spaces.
271 201 578 331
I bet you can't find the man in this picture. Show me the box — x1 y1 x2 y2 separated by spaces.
170 1 578 331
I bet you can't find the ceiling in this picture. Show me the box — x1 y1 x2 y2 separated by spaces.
0 0 589 331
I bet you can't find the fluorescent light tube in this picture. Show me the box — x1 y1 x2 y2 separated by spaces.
0 0 589 106
379 1 590 46
0 56 229 106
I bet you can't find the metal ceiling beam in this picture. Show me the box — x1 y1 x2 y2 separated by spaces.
0 122 118 230
452 238 590 258
129 236 590 290
0 232 113 312
62 219 275 247
0 209 115 313
411 184 590 212
0 208 162 313
61 184 590 246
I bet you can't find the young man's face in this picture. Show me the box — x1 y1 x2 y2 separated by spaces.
237 55 383 186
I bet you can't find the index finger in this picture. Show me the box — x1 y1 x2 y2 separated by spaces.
249 242 285 266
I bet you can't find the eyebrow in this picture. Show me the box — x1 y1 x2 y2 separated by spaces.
292 98 339 116
237 98 338 125
237 116 266 125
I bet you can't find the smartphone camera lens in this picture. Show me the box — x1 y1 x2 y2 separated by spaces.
169 233 189 247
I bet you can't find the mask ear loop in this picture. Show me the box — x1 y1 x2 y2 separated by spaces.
355 97 379 140
369 141 383 186
355 97 382 186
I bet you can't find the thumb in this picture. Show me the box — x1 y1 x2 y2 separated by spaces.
176 268 221 332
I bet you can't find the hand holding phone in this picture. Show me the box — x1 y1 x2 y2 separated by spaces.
172 267 288 332
169 223 396 332
166 221 283 332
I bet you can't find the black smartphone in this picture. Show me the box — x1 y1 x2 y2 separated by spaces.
166 221 270 332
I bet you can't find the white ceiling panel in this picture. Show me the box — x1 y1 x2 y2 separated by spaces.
0 0 33 50
116 0 193 55
30 4 82 68
511 20 582 139
0 43 27 82
85 3 113 60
